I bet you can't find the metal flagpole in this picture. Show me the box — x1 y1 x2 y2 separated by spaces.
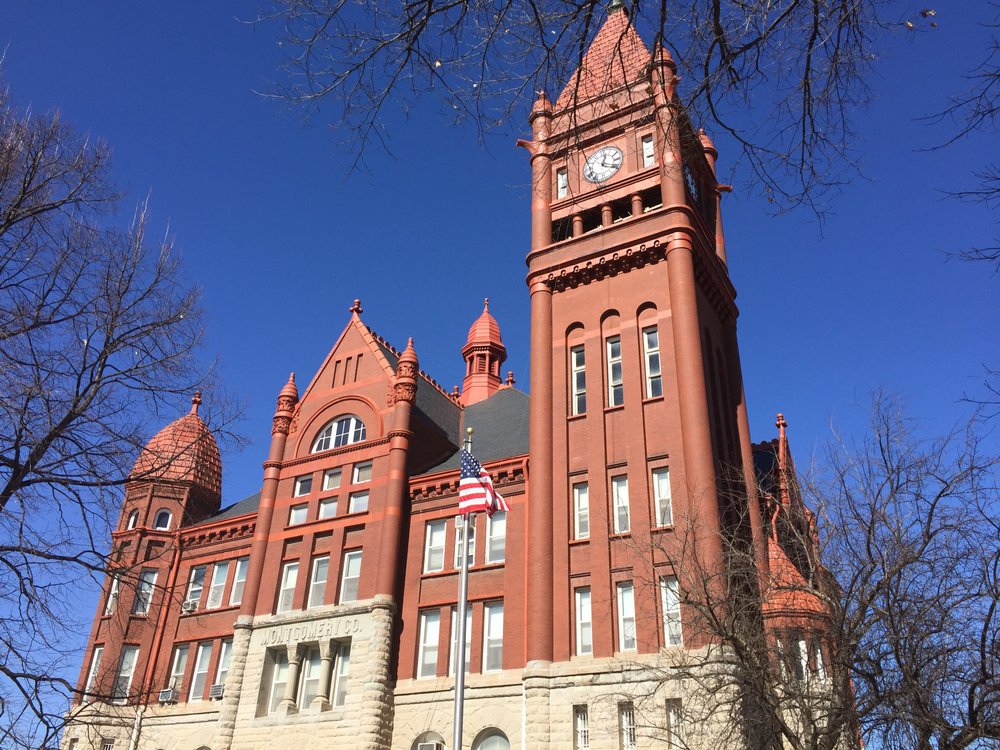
453 427 474 750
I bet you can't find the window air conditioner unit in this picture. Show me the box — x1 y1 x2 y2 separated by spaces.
209 683 225 700
417 743 444 750
181 600 198 613
158 688 178 704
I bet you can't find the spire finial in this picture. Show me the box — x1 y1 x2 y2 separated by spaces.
484 297 489 311
609 0 624 12
350 298 363 315
191 391 203 415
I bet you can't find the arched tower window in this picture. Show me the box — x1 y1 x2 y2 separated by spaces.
312 415 366 453
153 509 172 530
126 510 140 530
472 729 510 750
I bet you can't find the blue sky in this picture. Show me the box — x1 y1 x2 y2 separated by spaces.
1 4 996 507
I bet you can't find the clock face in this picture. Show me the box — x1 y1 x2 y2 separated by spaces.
583 146 623 183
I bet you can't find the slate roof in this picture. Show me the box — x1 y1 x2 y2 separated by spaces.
195 490 261 525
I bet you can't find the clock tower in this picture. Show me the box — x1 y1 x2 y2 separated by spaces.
520 2 766 674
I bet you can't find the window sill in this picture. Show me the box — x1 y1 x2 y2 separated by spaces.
604 404 625 414
567 412 586 422
642 395 665 405
651 524 675 532
610 531 632 540
569 537 590 546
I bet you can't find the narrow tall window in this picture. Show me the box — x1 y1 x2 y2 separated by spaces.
126 510 139 530
340 550 362 603
323 468 342 491
298 646 322 707
229 557 249 606
556 166 569 198
448 607 472 676
185 565 206 608
483 602 504 671
215 639 233 689
348 490 369 513
190 642 212 701
293 475 312 496
308 555 329 608
424 520 446 573
666 699 685 748
641 134 655 167
276 561 299 613
575 588 593 655
612 475 630 533
267 650 289 714
812 638 827 680
104 575 121 615
132 569 157 615
206 561 229 609
352 461 372 483
619 702 637 750
486 511 506 563
606 335 624 406
617 582 636 651
455 522 476 569
332 642 351 706
573 482 590 540
652 468 673 527
84 646 104 698
660 575 683 646
169 644 188 693
288 504 308 525
574 705 591 750
570 345 587 415
153 509 172 530
418 610 441 678
112 645 139 703
642 326 662 398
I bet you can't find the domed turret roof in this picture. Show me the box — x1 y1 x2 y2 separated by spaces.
130 393 221 495
464 298 505 352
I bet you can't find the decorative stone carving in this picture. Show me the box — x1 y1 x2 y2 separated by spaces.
272 415 292 435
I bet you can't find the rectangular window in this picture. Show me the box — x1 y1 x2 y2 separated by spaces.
617 582 636 651
104 574 121 615
486 511 506 563
574 705 591 750
570 345 587 415
483 601 504 671
276 561 299 613
289 504 308 526
112 645 139 703
573 482 590 540
348 490 369 513
556 166 569 198
417 610 440 678
190 642 212 701
606 335 623 406
206 561 229 609
448 607 472 677
267 650 289 714
318 497 338 519
340 550 362 603
293 475 313 496
308 555 329 609
575 588 593 655
612 475 630 534
619 702 637 750
323 468 342 491
641 133 655 167
660 575 683 646
454 521 476 569
642 326 662 398
132 569 157 615
229 557 249 606
169 644 188 693
424 520 446 573
352 461 372 483
332 642 351 706
101 741 114 750
84 645 104 698
215 639 233 688
666 699 685 748
298 646 322 707
812 638 826 680
185 565 206 608
653 468 673 527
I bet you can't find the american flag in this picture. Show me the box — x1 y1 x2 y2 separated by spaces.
459 450 509 517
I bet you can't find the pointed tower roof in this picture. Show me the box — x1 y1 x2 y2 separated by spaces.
555 5 651 110
463 298 505 354
131 392 222 495
460 299 508 406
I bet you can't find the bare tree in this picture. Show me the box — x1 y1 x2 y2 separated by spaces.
0 83 220 748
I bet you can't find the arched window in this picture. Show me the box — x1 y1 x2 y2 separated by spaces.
312 415 366 453
410 731 446 750
126 510 140 530
153 509 172 530
472 730 510 750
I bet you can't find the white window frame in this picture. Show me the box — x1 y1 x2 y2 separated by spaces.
332 642 351 706
298 646 322 707
617 582 636 652
653 467 673 527
312 415 366 452
455 521 476 569
813 638 827 680
112 645 139 703
340 550 362 603
612 475 630 534
189 641 212 702
606 335 623 407
153 509 172 530
483 601 504 672
575 587 593 656
660 575 683 647
323 468 342 490
104 574 121 616
641 133 655 167
666 699 685 748
288 503 308 526
229 557 249 606
126 509 139 530
570 345 587 415
185 565 206 607
267 649 289 714
352 461 372 483
293 475 313 497
573 482 590 540
424 520 446 573
556 166 569 198
276 561 299 613
619 702 638 750
642 326 662 398
100 741 114 750
318 497 338 519
132 569 157 615
574 705 591 750
206 561 229 609
448 607 472 677
169 644 188 693
348 490 369 514
308 555 329 609
215 638 233 687
417 610 440 679
84 645 104 698
486 510 506 563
